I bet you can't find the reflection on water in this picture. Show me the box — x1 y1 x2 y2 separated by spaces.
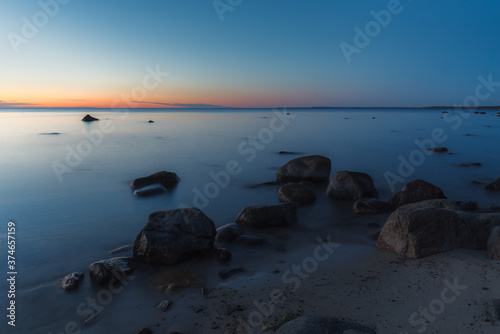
0 108 499 333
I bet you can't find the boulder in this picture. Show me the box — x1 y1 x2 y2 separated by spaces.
82 114 99 122
89 257 133 284
485 181 500 191
130 171 179 190
388 179 446 208
214 248 232 262
275 316 376 334
456 201 479 211
133 184 166 197
61 272 84 290
279 182 316 204
488 226 500 260
327 171 378 200
353 198 392 214
276 155 331 183
377 200 500 258
216 223 244 242
133 208 216 265
235 203 298 228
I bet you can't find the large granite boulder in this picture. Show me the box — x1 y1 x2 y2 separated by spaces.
89 257 133 284
488 226 500 260
377 200 500 258
130 171 180 190
279 182 316 205
133 208 216 265
275 316 376 334
388 179 446 208
327 171 378 200
276 155 331 183
235 203 298 228
353 198 393 214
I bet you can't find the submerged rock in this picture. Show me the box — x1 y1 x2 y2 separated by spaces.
377 200 500 258
216 223 244 242
89 257 133 284
427 147 448 152
133 208 216 265
130 171 180 190
148 120 155 123
276 155 331 183
275 316 376 334
133 183 166 197
235 203 298 228
327 171 378 200
353 198 392 214
279 182 316 204
488 227 500 260
61 272 84 290
388 179 446 208
82 114 99 122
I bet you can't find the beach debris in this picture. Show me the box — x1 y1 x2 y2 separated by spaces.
130 171 179 190
235 234 266 246
353 198 392 214
82 114 99 122
133 183 167 197
488 226 500 260
133 208 216 265
327 171 378 201
61 272 84 290
377 199 500 259
89 257 133 284
275 316 376 334
219 267 245 280
279 182 316 205
235 203 298 228
388 179 446 208
214 248 232 262
216 223 244 242
276 155 331 183
157 299 173 312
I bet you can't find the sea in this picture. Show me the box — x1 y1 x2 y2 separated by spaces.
0 108 499 333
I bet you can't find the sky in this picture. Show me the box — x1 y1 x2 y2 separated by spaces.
0 0 499 108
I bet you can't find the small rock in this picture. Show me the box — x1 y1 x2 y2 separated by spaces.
471 180 484 185
130 171 180 190
278 151 302 155
327 171 378 201
133 184 166 197
214 248 232 262
488 226 500 260
279 182 316 204
427 147 448 152
219 268 245 279
148 120 155 123
235 234 266 246
82 114 99 122
353 198 392 214
89 257 133 284
216 223 244 242
61 272 84 290
235 203 298 228
157 300 173 312
470 162 482 167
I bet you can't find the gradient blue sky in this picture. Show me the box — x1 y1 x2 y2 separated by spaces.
1 0 499 108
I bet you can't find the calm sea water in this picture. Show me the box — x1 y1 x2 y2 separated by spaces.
0 108 499 333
